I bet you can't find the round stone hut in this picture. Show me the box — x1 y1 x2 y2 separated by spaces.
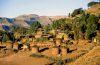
56 39 61 46
6 41 13 49
61 47 67 57
52 46 59 57
13 42 18 50
31 45 39 54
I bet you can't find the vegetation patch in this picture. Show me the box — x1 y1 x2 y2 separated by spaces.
30 53 44 58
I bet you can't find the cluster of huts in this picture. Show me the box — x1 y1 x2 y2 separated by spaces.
0 28 99 57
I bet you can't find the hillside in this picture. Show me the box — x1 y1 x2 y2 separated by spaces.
0 14 67 31
87 4 100 16
70 46 100 65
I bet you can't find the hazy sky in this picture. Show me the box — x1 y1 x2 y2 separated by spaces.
0 0 98 18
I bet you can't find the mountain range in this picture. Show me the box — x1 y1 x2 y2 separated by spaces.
0 14 67 31
0 4 100 31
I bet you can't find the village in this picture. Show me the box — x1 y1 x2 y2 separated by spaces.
0 26 100 65
0 1 100 65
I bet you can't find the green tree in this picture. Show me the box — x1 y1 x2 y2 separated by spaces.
0 18 3 24
85 15 99 39
51 18 67 30
88 1 100 7
43 24 51 33
77 14 90 39
29 21 41 34
51 20 60 30
2 33 9 42
71 8 84 17
11 26 25 40
68 13 71 17
72 17 80 40
64 18 73 33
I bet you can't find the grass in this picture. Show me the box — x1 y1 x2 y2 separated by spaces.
66 52 86 63
70 46 100 65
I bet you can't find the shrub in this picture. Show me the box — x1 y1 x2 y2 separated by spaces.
36 37 48 42
30 53 44 58
56 57 62 65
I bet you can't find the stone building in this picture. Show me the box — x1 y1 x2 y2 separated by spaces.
56 39 62 46
52 46 59 57
13 42 18 50
31 45 39 53
6 41 13 49
61 47 67 57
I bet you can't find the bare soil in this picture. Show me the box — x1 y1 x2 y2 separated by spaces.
0 51 50 65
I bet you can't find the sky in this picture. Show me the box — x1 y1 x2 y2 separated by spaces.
0 0 98 18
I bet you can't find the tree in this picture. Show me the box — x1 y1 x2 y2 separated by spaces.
71 8 84 17
43 24 51 33
0 18 3 24
51 20 60 30
76 14 90 39
51 18 67 30
85 15 99 39
12 26 25 40
68 13 71 17
88 1 100 7
72 17 80 40
2 33 9 42
0 30 4 43
64 23 72 34
29 21 41 34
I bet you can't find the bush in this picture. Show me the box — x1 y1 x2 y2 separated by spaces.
56 57 62 65
36 37 48 42
30 53 44 58
68 41 73 45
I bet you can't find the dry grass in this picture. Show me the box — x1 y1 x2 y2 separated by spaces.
69 46 100 65
0 51 50 65
87 4 100 16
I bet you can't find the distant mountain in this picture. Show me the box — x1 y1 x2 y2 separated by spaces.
0 14 67 31
39 16 67 25
0 17 14 31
